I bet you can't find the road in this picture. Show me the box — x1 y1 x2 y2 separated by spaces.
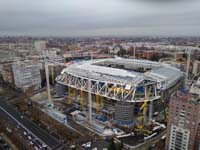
0 99 62 150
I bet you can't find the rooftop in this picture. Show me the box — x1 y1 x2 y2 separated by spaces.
171 89 200 105
62 58 183 88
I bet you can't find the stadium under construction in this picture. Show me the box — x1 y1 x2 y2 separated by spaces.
55 58 184 130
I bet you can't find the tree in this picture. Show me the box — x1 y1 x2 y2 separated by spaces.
118 141 123 150
150 55 159 62
108 138 117 150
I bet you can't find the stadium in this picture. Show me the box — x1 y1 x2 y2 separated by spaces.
55 58 184 128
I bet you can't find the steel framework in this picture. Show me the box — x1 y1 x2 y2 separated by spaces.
56 72 160 103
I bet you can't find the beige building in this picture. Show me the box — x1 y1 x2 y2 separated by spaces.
165 91 200 150
193 60 200 75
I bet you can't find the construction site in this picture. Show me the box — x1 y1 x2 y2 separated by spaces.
54 57 184 147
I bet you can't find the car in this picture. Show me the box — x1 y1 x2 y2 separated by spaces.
20 115 24 119
28 136 32 140
92 147 97 150
42 144 47 148
34 146 39 150
82 143 86 147
70 145 76 149
85 142 91 148
23 131 27 135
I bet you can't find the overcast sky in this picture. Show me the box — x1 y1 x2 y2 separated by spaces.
0 0 200 37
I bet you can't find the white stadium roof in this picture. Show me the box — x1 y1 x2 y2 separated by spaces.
61 58 184 89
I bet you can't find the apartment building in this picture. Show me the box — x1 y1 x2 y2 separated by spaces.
165 91 200 150
12 61 41 92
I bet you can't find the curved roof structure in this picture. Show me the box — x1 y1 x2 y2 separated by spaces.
56 58 184 102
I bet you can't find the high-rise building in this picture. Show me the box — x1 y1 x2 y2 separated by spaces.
1 63 14 84
12 61 41 92
0 58 22 84
165 91 200 150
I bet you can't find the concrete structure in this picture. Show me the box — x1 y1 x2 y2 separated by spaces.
46 109 67 124
12 61 41 92
55 83 66 97
34 41 47 54
48 63 64 85
115 102 134 127
0 43 33 51
165 91 200 150
190 77 200 97
1 63 14 84
0 57 22 84
193 60 200 75
56 58 184 127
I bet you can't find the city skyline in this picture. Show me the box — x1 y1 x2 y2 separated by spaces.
0 0 200 37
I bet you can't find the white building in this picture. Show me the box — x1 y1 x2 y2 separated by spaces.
12 61 41 92
34 41 47 54
169 124 190 150
45 49 58 60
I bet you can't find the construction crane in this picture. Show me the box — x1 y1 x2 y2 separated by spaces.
137 86 152 129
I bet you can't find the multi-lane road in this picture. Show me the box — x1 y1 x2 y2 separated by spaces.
0 99 63 150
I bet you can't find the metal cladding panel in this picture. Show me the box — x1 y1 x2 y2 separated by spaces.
115 102 134 126
55 83 66 97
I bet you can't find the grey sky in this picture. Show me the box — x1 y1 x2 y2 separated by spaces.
0 0 200 37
